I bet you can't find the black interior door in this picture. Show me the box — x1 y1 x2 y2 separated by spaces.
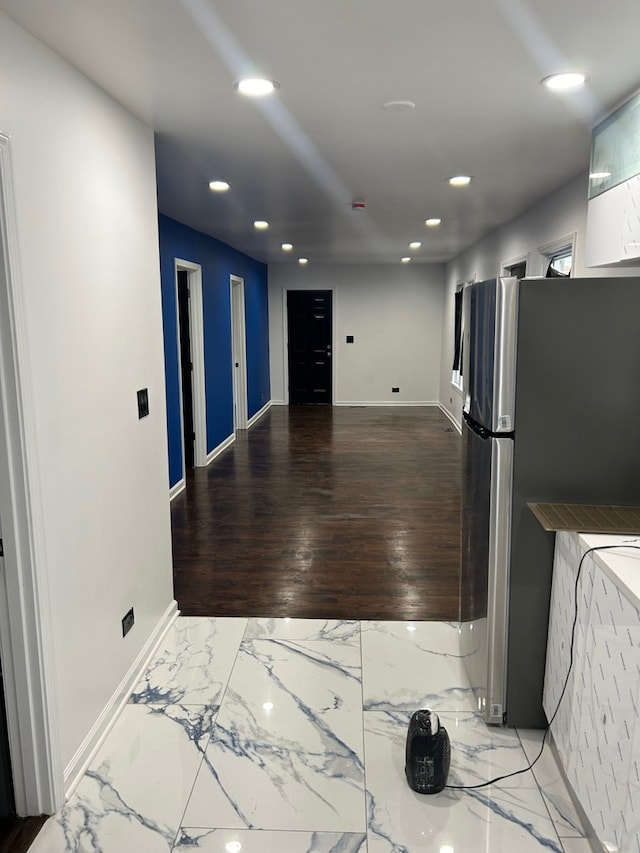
0 660 15 818
177 270 194 470
287 290 332 404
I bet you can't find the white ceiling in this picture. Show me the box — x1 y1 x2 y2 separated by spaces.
2 0 639 265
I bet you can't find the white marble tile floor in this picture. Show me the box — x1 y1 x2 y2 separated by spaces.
27 618 592 852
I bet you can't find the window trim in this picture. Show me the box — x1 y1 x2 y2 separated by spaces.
538 233 577 277
501 252 530 278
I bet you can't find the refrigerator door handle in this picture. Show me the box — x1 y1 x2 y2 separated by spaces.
492 278 518 433
485 436 514 724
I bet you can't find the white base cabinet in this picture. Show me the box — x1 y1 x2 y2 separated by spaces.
544 532 640 852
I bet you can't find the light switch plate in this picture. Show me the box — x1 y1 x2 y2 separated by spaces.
137 388 149 418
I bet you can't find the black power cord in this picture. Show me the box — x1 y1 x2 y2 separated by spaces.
445 541 640 790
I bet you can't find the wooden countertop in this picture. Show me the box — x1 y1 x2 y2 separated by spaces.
528 502 640 534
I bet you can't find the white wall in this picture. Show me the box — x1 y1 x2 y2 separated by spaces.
269 264 445 406
0 11 174 782
438 171 640 427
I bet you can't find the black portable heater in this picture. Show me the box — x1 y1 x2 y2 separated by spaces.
405 709 451 794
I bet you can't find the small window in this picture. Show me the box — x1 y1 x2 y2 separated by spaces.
546 249 572 277
506 261 527 279
539 234 576 280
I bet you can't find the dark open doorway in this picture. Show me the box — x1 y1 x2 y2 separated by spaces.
177 269 194 470
287 290 332 404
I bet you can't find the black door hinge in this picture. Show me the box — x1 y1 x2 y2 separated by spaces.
0 539 4 557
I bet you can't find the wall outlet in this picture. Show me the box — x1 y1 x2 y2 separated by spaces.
392 387 400 393
122 607 135 637
137 388 149 419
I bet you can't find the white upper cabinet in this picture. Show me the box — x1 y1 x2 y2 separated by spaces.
586 92 640 267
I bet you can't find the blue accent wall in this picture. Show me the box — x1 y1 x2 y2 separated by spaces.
158 215 270 488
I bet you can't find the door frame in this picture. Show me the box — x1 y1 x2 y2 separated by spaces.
0 133 63 815
174 260 206 469
230 275 248 430
281 286 336 405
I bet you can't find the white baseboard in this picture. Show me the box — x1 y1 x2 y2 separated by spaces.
63 600 179 799
270 399 287 406
438 404 462 435
206 433 235 466
169 479 185 501
247 400 272 428
333 400 440 407
171 407 271 494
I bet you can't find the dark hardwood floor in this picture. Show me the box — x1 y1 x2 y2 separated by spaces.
172 405 462 621
0 816 47 853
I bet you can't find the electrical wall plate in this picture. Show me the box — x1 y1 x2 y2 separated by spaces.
137 388 149 418
122 607 135 637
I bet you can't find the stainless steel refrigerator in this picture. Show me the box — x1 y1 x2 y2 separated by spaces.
460 275 640 728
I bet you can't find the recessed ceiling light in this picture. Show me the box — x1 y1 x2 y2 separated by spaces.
589 171 612 180
254 220 269 230
381 100 416 112
425 218 442 227
281 243 293 251
298 257 308 265
409 241 422 249
235 77 279 96
401 257 411 263
208 180 230 192
542 72 587 91
449 176 471 187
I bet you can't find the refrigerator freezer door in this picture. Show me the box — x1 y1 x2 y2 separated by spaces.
461 422 513 725
466 278 518 433
485 435 513 723
460 420 491 710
